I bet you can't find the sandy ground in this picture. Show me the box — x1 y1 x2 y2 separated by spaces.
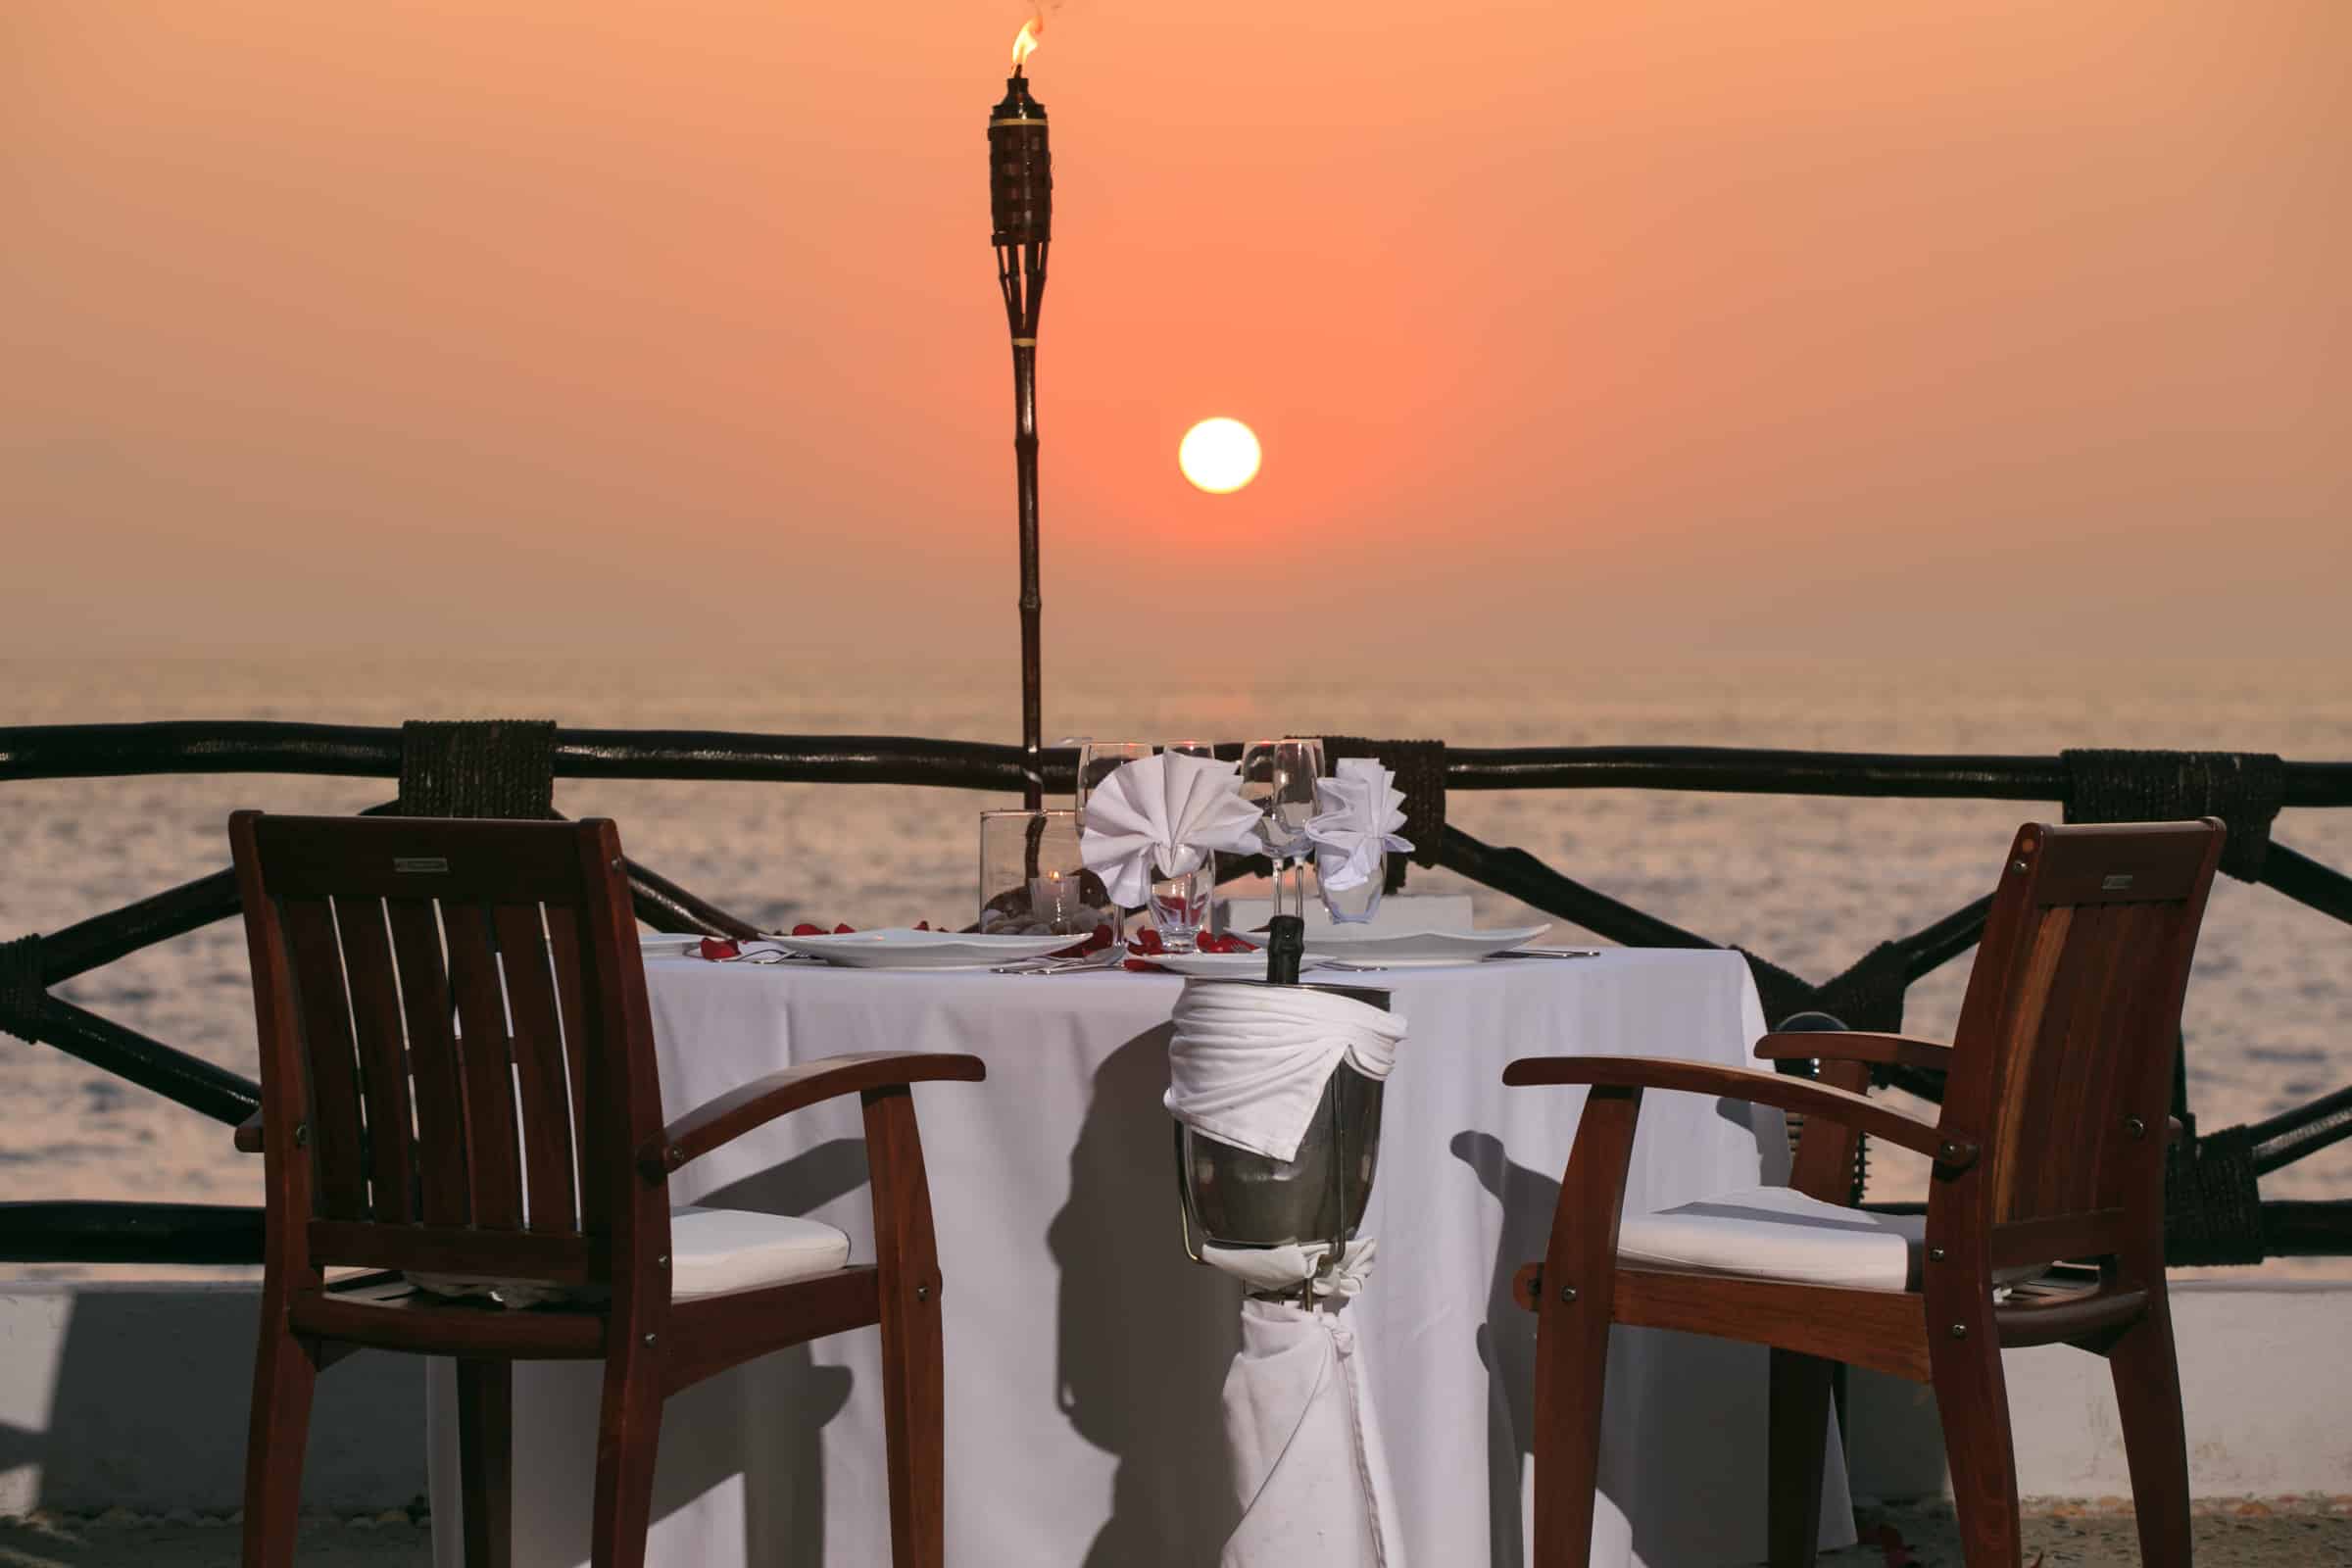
2 1502 2348 1565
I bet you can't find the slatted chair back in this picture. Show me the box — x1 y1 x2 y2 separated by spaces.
1936 819 2225 1264
229 811 662 1289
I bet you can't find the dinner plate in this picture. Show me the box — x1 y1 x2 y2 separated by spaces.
639 933 713 958
1296 923 1552 966
1141 950 1332 978
769 928 1079 970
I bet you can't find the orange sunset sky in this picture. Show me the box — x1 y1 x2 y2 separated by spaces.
5 1 2346 665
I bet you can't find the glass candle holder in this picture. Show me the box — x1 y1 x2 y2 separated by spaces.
979 808 1116 939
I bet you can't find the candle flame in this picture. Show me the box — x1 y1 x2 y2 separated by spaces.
1011 17 1042 71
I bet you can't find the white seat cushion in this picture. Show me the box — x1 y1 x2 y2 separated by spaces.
1616 1185 1928 1292
1614 1186 2046 1294
407 1205 851 1307
669 1205 852 1300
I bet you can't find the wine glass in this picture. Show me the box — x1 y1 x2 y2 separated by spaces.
1147 741 1220 951
1319 850 1385 924
1238 738 1324 919
1075 741 1152 826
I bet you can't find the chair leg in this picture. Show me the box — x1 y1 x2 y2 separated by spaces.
877 1273 947 1568
1767 1349 1836 1568
1529 1086 1643 1568
240 1321 319 1568
456 1360 513 1568
864 1085 949 1568
2106 1296 2192 1568
1529 1290 1612 1568
589 1347 665 1568
1927 1304 2021 1568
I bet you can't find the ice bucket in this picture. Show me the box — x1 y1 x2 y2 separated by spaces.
1173 980 1390 1293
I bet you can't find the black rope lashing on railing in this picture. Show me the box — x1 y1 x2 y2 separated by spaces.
398 719 558 819
1323 737 1446 893
1739 940 1914 1037
0 933 44 1046
2163 1125 2268 1266
2064 749 2285 881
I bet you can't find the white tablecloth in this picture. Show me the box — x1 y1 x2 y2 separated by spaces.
429 950 1853 1566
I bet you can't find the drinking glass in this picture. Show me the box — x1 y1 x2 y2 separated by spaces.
1149 857 1212 954
1075 741 1152 825
1238 738 1325 917
1319 850 1385 924
1160 738 1218 760
978 808 1115 938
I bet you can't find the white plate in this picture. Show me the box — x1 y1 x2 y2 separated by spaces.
769 928 1080 970
639 933 711 958
1141 950 1332 978
1296 924 1553 966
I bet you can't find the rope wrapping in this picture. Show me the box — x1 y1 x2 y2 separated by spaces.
1739 941 1911 1037
2163 1123 2267 1265
398 719 558 819
0 933 43 1045
2063 749 2284 881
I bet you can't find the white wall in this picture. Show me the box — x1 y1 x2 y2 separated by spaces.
2 1280 2344 1515
0 1285 422 1514
1847 1282 2352 1501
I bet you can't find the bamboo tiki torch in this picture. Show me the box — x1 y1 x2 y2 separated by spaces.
991 22 1052 809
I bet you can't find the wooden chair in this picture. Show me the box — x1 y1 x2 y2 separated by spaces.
227 811 983 1568
1504 819 2226 1567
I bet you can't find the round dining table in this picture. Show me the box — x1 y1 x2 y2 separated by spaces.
427 945 1855 1567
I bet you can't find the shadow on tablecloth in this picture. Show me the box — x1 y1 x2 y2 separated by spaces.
1048 1026 1243 1567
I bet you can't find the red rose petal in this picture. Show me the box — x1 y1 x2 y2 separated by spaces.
791 923 826 937
834 923 856 934
914 920 930 931
698 937 741 961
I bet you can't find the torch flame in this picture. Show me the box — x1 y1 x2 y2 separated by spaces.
1011 17 1042 72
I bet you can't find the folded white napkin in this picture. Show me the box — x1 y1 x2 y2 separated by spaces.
1304 759 1413 895
1080 752 1265 908
1166 979 1406 1162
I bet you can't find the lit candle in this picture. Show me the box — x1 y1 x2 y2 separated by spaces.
1030 869 1080 931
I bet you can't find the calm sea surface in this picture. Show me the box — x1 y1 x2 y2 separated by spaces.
4 655 2347 1279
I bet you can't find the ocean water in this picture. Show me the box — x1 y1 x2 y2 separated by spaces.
3 654 2348 1280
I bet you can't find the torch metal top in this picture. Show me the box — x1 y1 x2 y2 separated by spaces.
989 75 1052 246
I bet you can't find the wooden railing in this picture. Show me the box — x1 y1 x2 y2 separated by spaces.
3 721 2347 1266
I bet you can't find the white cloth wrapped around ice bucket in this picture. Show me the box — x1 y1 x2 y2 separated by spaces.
1166 979 1405 1163
1167 977 1407 1568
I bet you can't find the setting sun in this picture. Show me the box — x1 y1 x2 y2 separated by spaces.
1178 417 1261 494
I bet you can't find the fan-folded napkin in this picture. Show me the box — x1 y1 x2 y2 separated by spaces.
1080 752 1265 908
1305 759 1413 894
1166 979 1405 1162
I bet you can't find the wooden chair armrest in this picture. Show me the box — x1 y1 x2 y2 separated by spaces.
1501 1054 1977 1168
234 1110 265 1153
641 1051 986 1181
1753 1031 1954 1073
